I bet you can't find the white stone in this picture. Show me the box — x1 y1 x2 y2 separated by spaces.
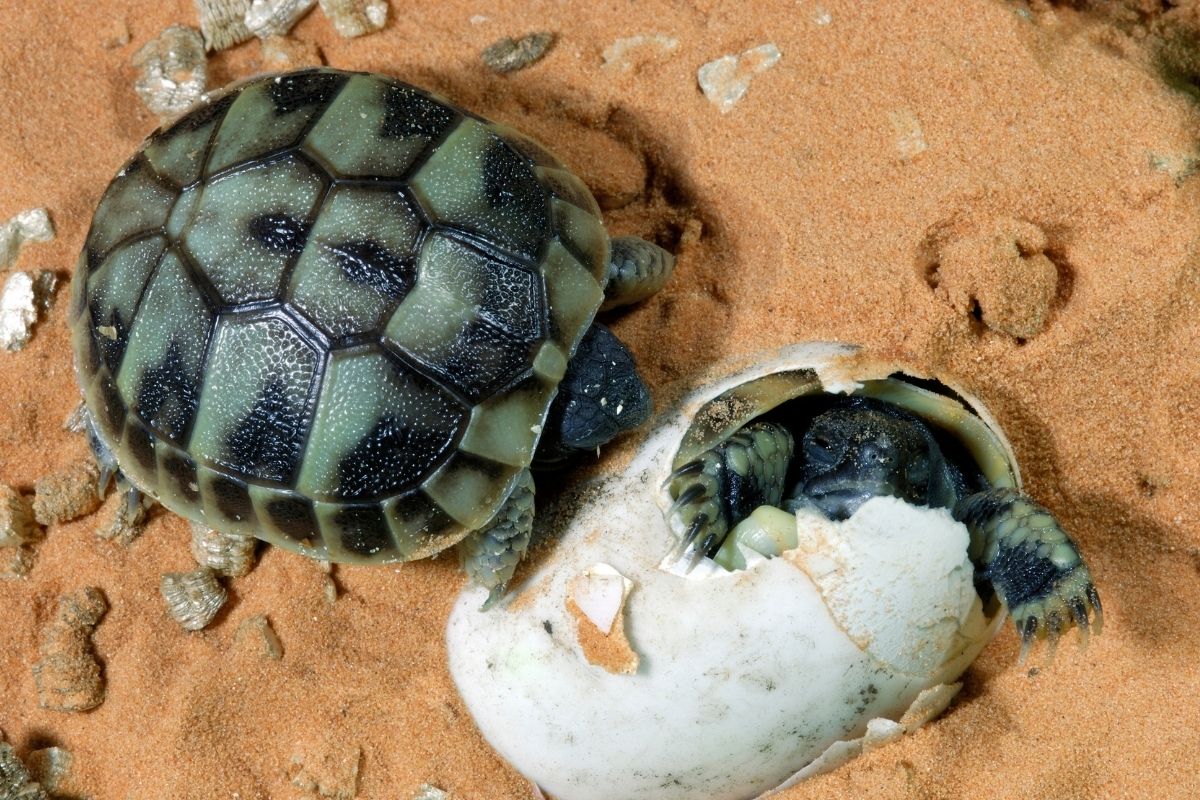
319 0 387 38
698 43 781 114
0 272 48 351
245 0 317 38
0 208 54 271
133 25 207 119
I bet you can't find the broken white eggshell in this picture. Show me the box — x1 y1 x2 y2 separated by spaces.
446 342 1009 800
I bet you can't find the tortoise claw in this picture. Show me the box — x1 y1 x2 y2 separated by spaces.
1009 562 1101 662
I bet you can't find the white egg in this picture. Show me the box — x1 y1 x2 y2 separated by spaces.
446 342 1010 800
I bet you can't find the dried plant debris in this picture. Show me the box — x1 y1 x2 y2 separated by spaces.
33 460 101 526
697 43 781 113
0 208 54 271
318 0 387 38
601 34 679 72
289 736 361 799
259 35 324 70
195 0 253 50
0 485 41 548
25 748 71 796
481 32 555 73
191 521 256 577
0 271 55 352
234 614 283 659
32 587 108 712
0 546 35 580
100 17 131 49
133 25 208 120
246 0 317 38
95 492 146 546
161 568 227 631
0 737 49 800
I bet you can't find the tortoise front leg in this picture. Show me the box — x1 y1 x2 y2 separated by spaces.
600 236 675 311
955 487 1101 659
666 420 795 563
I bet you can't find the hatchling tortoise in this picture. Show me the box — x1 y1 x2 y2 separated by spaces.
666 366 1102 655
69 68 674 605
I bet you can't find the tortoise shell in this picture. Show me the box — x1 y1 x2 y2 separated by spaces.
69 68 610 563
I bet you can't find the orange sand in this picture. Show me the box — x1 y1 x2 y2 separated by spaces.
2 0 1200 798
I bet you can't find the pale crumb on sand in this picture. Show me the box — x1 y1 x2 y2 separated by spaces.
32 460 100 526
132 25 207 119
160 567 227 631
601 33 679 73
318 0 387 38
31 587 107 712
698 43 781 113
0 208 54 271
245 0 318 39
289 734 360 799
259 34 324 69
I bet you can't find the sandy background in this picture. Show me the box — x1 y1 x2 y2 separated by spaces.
2 0 1199 797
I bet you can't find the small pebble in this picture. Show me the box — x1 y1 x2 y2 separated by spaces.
601 34 678 72
0 271 55 352
33 460 102 526
259 35 324 70
195 0 254 50
0 485 41 548
234 614 284 659
0 208 54 271
161 568 227 631
26 748 72 795
481 32 555 73
290 737 361 799
697 43 781 113
413 785 448 800
132 25 208 120
319 0 387 38
99 17 131 48
95 493 146 546
889 108 928 161
32 587 108 712
246 0 317 38
0 738 48 800
0 546 34 580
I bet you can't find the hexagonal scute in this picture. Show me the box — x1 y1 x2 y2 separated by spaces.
385 233 545 403
287 186 422 339
205 70 350 176
303 74 460 181
86 156 178 258
184 155 325 306
115 249 215 445
409 118 550 261
188 311 321 485
295 348 467 503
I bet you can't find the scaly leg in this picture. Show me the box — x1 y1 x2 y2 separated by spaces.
458 469 536 610
955 487 1101 660
666 421 794 562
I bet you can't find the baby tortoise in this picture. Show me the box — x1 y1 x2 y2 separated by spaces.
667 370 1101 658
69 68 673 606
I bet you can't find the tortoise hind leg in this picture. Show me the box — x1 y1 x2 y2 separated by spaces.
600 236 675 311
458 469 535 610
955 487 1101 660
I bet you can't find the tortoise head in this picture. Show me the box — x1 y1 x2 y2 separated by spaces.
797 397 940 520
